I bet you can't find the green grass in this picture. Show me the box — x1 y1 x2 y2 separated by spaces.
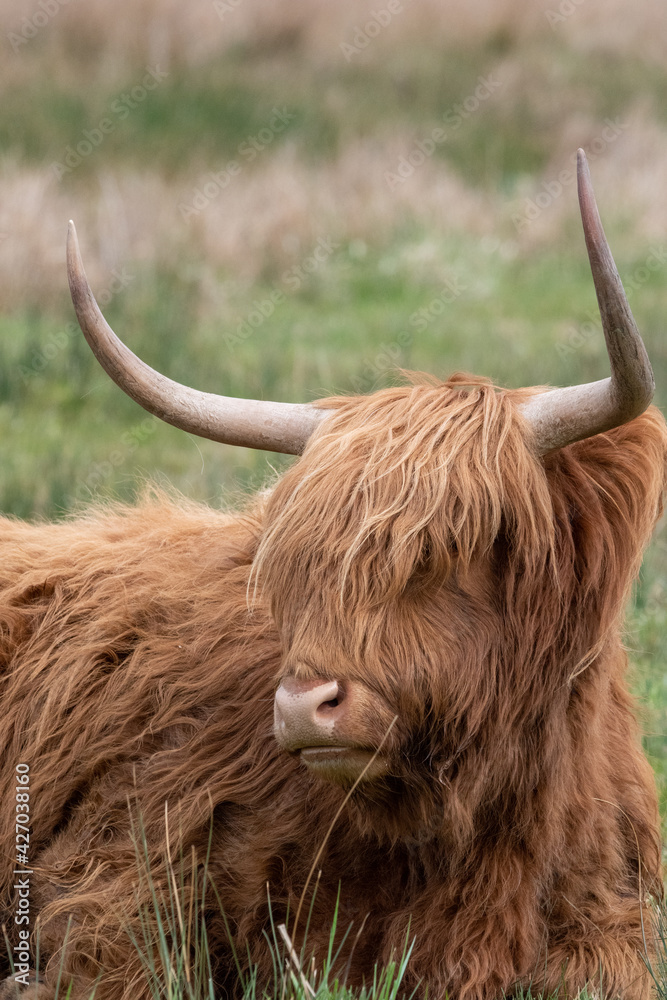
6 812 666 999
7 38 667 185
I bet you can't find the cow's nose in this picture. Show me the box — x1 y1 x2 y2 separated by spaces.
273 677 346 751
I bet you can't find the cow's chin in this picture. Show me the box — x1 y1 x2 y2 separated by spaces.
298 746 389 785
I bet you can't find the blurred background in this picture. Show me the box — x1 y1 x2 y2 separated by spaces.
0 0 666 825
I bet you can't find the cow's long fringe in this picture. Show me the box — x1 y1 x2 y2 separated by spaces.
0 374 665 1000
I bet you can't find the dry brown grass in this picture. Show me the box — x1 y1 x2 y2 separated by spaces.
2 0 667 311
3 0 667 80
1 139 498 311
510 114 667 251
3 116 667 313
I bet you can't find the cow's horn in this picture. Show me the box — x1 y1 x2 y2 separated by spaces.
66 222 329 455
520 149 654 454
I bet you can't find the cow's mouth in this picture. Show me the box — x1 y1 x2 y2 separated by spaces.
299 746 388 784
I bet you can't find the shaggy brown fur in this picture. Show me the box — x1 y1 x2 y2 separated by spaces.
0 374 665 1000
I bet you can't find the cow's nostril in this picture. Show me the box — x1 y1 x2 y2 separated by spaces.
319 697 339 711
316 684 345 714
274 677 349 750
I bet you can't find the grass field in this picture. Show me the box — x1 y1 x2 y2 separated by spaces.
1 1 667 994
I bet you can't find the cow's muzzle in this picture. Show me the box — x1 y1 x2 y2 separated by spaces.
273 676 392 784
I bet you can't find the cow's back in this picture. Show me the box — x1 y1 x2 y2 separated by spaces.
0 495 280 936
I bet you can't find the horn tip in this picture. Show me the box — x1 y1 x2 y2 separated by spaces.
66 220 83 270
66 220 88 309
576 148 590 180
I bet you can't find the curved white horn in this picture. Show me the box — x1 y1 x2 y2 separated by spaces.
67 222 330 455
520 149 654 454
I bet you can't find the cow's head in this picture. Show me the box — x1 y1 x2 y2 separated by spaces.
259 375 551 790
67 151 655 826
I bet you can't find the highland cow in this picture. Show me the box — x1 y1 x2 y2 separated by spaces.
0 150 665 1000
